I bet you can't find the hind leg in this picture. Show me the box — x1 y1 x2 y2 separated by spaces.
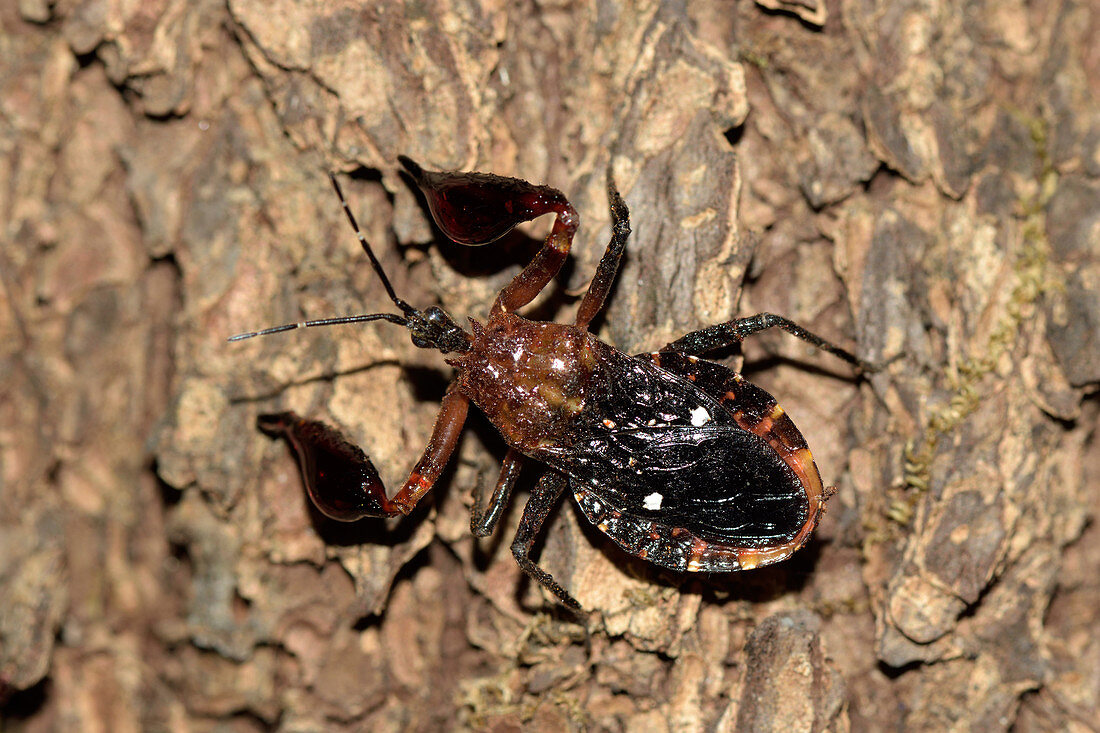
511 471 581 611
662 312 880 372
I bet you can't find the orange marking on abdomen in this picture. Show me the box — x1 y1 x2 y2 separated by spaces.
787 447 823 504
732 406 825 515
686 538 710 572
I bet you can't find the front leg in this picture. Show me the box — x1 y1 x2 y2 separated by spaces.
259 389 469 521
399 157 579 316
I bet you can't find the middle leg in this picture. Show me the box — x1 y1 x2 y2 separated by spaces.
574 173 630 331
470 448 525 537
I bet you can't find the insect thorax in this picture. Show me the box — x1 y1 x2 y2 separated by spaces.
454 313 600 453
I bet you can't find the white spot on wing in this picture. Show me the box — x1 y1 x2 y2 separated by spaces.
551 357 566 370
643 492 663 510
690 406 711 426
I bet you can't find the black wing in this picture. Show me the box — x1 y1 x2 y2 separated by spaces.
534 349 811 550
561 422 808 548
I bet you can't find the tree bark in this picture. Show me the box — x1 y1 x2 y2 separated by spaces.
2 0 1097 730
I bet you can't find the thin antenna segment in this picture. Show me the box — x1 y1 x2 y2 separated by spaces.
328 173 414 316
228 312 407 342
229 173 417 343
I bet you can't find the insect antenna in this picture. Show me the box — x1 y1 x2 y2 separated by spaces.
227 312 408 342
227 172 419 343
328 172 416 317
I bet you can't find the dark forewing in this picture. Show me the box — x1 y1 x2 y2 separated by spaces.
533 347 814 560
568 423 806 546
644 352 826 509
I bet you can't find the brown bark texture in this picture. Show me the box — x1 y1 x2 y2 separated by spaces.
1 0 1098 730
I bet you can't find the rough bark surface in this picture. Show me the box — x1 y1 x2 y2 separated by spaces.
2 1 1098 730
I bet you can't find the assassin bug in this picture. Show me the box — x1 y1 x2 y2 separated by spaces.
232 157 878 611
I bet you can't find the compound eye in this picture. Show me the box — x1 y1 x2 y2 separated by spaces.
424 306 447 324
